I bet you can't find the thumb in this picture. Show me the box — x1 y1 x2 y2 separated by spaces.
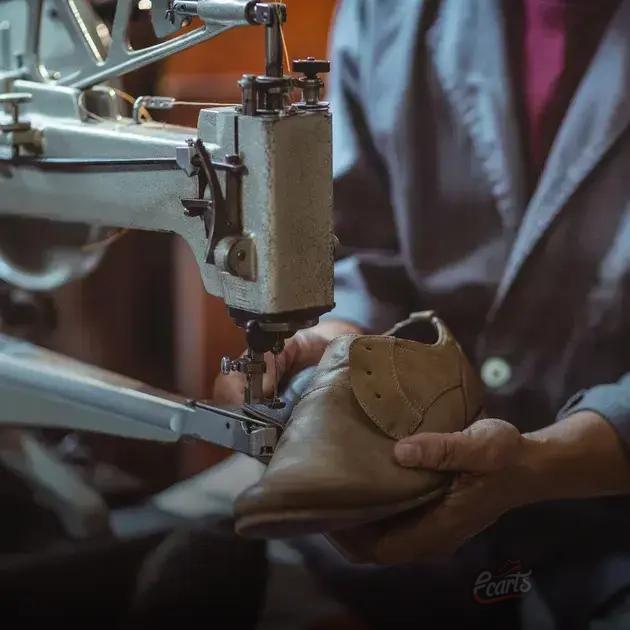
393 418 521 473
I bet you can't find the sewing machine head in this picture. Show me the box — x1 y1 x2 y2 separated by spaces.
0 0 335 408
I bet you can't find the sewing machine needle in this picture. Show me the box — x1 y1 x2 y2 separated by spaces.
273 352 279 403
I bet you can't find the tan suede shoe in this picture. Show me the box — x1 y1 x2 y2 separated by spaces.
234 312 484 539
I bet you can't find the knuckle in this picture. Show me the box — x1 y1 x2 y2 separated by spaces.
436 436 456 469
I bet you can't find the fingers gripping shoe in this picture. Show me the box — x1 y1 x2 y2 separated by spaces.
234 312 484 539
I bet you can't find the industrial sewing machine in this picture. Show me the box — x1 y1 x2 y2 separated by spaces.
0 0 334 461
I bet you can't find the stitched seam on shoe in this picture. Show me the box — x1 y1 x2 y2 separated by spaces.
395 344 449 353
349 337 401 439
424 382 462 411
349 338 459 439
389 339 425 438
347 337 428 439
392 340 466 438
395 337 460 437
378 338 415 438
408 383 463 436
392 339 464 436
351 337 426 440
299 382 352 402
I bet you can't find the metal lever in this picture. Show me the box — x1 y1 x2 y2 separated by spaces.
0 334 279 461
160 0 257 33
17 0 255 89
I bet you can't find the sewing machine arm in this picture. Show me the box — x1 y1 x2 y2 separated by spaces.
0 333 281 460
0 0 334 457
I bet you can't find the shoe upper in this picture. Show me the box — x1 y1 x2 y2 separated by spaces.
234 313 484 535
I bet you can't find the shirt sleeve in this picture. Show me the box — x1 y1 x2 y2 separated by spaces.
322 0 416 333
557 374 630 453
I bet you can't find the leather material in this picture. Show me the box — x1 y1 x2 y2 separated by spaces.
326 501 439 565
234 312 484 542
349 335 466 439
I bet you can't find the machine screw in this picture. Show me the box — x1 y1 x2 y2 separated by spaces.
220 355 266 376
292 58 330 110
292 57 331 78
0 92 32 132
0 92 33 158
220 356 236 375
225 153 240 164
239 74 257 116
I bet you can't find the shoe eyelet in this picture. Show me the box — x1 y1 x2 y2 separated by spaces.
366 370 373 376
375 392 382 399
365 345 372 351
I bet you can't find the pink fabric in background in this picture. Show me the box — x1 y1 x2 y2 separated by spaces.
521 0 620 177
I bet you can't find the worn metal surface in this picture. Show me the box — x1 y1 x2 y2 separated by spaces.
0 82 334 314
0 0 334 315
0 0 334 443
0 80 210 289
0 334 278 459
0 0 251 89
199 107 334 314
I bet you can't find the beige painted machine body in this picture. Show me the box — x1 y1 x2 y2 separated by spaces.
0 0 335 457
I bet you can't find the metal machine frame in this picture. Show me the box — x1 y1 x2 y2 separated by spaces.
0 0 334 459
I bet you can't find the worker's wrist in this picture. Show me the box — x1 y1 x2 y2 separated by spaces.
504 432 563 507
509 411 630 507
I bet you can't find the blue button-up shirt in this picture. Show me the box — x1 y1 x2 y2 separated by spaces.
324 0 630 613
327 0 630 448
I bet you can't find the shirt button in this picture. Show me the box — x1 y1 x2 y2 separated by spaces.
481 357 512 389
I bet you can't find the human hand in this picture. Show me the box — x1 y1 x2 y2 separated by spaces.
212 319 362 405
381 418 525 559
333 418 527 564
346 411 630 565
